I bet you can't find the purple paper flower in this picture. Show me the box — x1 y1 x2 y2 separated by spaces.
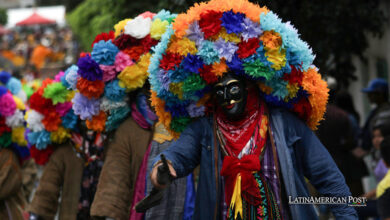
242 17 263 41
181 54 204 74
72 93 100 120
221 10 245 34
77 55 103 81
55 102 72 117
91 40 120 65
214 38 238 62
157 70 171 91
186 21 204 46
186 102 205 117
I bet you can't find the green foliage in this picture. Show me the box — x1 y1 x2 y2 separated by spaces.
67 0 116 50
0 8 7 26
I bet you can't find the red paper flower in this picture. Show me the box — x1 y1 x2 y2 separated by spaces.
159 52 183 71
283 65 303 84
0 116 11 135
123 46 146 62
80 52 91 58
141 35 159 52
293 98 312 121
113 34 142 50
42 111 62 132
199 10 223 39
237 38 260 59
29 92 55 115
76 78 105 99
30 144 54 165
199 64 219 84
91 30 115 48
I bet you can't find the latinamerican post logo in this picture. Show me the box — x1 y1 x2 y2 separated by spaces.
288 196 367 207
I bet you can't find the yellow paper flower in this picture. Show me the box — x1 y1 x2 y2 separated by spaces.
51 126 71 144
13 96 25 110
66 90 76 101
167 37 197 56
286 83 300 99
118 53 151 91
150 19 169 40
170 82 184 99
114 18 132 37
264 48 286 70
12 127 27 146
211 28 241 43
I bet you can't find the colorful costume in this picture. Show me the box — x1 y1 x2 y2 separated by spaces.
90 11 195 220
0 72 30 220
148 0 357 219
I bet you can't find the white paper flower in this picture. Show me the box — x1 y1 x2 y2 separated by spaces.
15 90 27 103
100 97 128 113
124 16 152 39
26 110 45 132
6 110 24 128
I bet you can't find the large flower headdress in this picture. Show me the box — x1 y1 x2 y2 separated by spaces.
0 72 29 162
69 10 176 133
26 73 78 165
149 0 329 137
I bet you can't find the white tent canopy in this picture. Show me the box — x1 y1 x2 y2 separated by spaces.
7 6 66 28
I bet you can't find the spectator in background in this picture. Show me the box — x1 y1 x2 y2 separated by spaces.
377 136 390 220
316 89 366 197
354 78 390 158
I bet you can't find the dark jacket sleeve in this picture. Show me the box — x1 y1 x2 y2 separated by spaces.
28 147 64 219
154 119 203 178
0 149 23 200
291 115 358 219
91 118 150 220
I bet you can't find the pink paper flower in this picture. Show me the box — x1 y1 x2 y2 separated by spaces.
0 93 16 116
100 65 117 82
114 52 134 72
55 102 72 117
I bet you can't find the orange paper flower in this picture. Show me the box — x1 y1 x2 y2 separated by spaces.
76 78 105 99
86 111 107 132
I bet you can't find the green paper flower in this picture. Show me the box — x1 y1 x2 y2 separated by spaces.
43 82 69 105
170 117 191 132
243 59 275 80
0 133 12 148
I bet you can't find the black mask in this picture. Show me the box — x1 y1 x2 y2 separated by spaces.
214 73 247 120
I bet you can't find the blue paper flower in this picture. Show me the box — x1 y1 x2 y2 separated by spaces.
6 77 22 95
91 40 119 65
214 38 238 62
153 9 177 22
168 68 190 83
62 65 79 89
227 54 244 75
197 41 219 65
0 71 11 84
104 80 126 101
61 109 78 130
77 55 103 81
181 54 204 74
0 86 7 96
221 10 245 34
105 106 131 132
27 130 51 150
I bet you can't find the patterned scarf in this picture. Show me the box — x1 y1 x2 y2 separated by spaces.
72 132 105 220
131 93 157 129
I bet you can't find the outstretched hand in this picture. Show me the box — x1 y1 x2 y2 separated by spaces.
150 161 177 189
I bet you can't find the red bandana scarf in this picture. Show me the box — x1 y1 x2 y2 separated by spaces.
217 88 269 209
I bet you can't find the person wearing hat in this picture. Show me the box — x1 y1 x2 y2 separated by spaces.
148 0 357 219
353 78 390 159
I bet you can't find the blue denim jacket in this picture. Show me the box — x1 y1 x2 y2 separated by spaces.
155 108 358 219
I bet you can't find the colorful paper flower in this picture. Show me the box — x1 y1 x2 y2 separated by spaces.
91 40 120 65
77 55 103 81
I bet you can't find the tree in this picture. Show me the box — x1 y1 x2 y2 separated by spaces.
0 8 7 26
